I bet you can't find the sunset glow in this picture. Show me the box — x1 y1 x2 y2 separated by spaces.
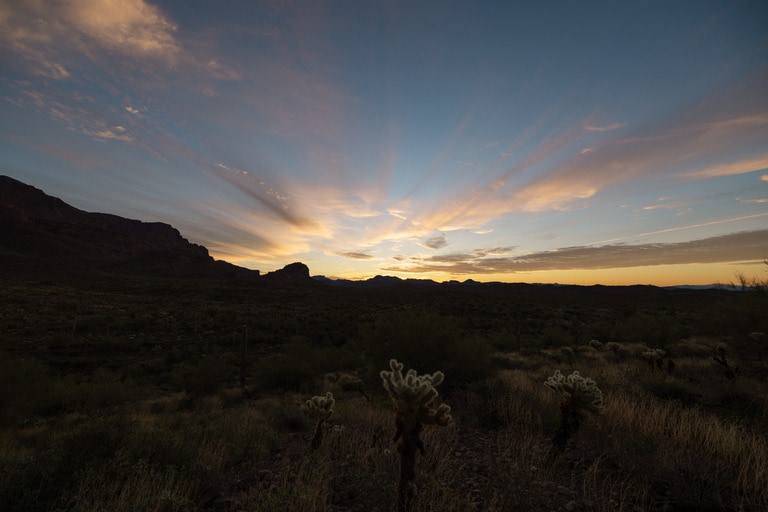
1 0 766 285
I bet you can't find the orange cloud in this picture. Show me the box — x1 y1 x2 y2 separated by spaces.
0 0 182 79
336 251 375 260
392 71 768 236
65 0 181 61
685 154 768 179
382 230 768 276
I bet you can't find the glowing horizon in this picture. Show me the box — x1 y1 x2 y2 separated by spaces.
1 1 767 286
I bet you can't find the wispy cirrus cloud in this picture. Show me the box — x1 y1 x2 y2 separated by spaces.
0 0 182 78
637 197 694 212
684 154 768 179
210 162 319 231
0 0 242 157
86 126 134 142
582 120 625 132
381 69 768 241
384 230 768 275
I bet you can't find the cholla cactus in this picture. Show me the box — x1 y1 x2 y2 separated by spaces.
381 359 452 427
306 392 335 451
545 370 604 415
606 342 620 355
545 370 604 450
381 359 451 512
642 348 666 370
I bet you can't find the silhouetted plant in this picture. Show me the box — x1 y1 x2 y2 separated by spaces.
545 370 604 451
305 392 335 452
360 310 492 388
666 358 676 374
642 348 667 371
238 324 248 392
380 359 451 512
713 344 739 381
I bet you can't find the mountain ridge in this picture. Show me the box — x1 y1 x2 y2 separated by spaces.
0 175 258 281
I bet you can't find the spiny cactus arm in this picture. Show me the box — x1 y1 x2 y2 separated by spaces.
418 402 452 426
381 359 452 426
570 380 604 415
382 365 439 404
425 370 444 387
306 392 335 420
380 359 403 395
544 369 573 398
545 370 604 415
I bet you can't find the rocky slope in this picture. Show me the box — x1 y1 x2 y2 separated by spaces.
0 175 260 281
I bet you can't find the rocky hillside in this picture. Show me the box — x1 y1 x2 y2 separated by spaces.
0 175 260 281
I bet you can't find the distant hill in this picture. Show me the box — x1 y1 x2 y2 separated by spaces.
0 175 259 281
263 262 317 284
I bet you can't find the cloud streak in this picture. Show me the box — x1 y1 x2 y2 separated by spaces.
422 233 448 249
384 230 768 275
378 69 768 242
0 0 182 79
337 251 374 260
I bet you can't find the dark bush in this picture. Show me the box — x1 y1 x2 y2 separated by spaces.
357 309 493 388
249 338 360 392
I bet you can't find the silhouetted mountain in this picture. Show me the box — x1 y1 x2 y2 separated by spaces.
0 175 258 281
313 274 492 289
262 262 315 284
312 274 414 288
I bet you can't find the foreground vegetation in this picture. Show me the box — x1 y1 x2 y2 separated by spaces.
1 273 767 511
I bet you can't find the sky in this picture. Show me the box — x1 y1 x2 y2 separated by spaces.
1 0 767 286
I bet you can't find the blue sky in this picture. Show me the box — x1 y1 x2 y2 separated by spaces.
1 0 767 285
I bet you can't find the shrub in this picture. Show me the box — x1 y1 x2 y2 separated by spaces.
539 326 572 347
358 310 492 388
250 340 359 392
169 353 233 396
641 348 667 370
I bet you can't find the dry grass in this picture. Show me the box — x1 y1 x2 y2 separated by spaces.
2 276 767 512
6 340 767 511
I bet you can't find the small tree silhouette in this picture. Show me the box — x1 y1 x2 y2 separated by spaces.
380 359 451 512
